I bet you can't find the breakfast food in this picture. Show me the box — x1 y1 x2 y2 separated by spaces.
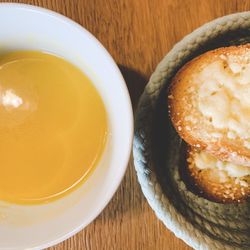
187 147 250 203
0 51 107 204
168 45 250 202
168 45 250 166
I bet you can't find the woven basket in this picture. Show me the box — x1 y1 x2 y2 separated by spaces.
133 12 250 250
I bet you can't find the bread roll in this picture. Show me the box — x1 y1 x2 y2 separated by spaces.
168 45 250 166
187 147 250 203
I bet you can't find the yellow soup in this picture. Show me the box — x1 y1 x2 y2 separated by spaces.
0 51 107 204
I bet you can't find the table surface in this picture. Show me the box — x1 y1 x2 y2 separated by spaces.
2 0 250 249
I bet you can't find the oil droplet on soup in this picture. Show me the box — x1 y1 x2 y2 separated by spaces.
0 51 107 204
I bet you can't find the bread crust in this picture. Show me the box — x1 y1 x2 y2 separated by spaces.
187 147 250 203
168 45 250 166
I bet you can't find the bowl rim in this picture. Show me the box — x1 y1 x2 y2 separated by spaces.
0 3 133 250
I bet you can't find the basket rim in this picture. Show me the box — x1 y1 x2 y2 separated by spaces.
133 11 250 250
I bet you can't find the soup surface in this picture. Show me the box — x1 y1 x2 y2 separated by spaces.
0 51 107 204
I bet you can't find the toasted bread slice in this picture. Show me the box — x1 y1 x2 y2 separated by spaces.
168 45 250 166
187 147 250 203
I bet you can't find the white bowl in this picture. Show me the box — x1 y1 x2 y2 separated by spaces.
0 3 133 250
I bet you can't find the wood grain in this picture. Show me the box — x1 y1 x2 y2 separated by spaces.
1 0 250 249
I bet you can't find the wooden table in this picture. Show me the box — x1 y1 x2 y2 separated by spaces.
2 0 250 249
